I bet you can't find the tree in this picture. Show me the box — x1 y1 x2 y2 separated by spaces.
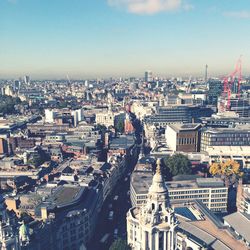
115 118 124 133
109 238 131 250
209 160 243 185
96 124 107 134
162 154 192 179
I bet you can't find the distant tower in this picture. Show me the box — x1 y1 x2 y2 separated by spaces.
145 70 153 82
205 64 208 83
24 75 30 85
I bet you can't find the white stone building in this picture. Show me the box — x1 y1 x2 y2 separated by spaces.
127 160 178 250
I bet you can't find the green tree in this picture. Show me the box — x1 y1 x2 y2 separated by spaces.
115 118 124 133
162 154 192 179
109 238 131 250
96 124 107 134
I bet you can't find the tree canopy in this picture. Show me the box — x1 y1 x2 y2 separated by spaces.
209 160 243 185
109 238 131 250
115 118 124 133
162 154 192 179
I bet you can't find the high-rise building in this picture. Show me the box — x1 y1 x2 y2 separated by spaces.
207 79 223 105
145 70 153 82
44 109 57 123
218 95 250 117
14 80 20 91
24 75 30 85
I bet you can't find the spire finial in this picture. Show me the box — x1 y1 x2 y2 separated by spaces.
156 159 161 174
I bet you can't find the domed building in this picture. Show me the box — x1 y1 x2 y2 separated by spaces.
127 159 178 250
0 195 19 250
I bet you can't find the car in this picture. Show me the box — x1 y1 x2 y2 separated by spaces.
114 228 118 239
108 211 114 220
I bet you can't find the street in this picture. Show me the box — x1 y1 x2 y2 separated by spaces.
88 146 139 250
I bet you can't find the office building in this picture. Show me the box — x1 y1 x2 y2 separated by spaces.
130 171 228 212
45 109 57 123
145 70 153 82
166 123 201 152
206 146 250 169
201 126 250 151
207 79 223 105
145 106 213 126
24 75 30 85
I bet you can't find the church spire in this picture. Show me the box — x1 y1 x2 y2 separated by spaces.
156 158 161 174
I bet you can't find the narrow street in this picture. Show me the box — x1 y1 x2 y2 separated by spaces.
88 114 142 250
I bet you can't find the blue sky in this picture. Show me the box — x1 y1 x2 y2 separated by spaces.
0 0 250 79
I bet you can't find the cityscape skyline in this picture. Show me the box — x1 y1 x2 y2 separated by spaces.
1 0 250 78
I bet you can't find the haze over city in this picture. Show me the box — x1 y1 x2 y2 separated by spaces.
1 0 250 79
1 1 250 250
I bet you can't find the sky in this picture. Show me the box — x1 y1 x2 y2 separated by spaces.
0 0 250 79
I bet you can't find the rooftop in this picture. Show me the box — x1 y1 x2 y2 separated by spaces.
168 123 201 132
223 212 250 243
109 135 134 150
131 171 225 194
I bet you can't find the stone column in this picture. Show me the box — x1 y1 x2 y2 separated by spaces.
163 231 167 250
155 231 159 250
142 230 146 250
167 231 171 250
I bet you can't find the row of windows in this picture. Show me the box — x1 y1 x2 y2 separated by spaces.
211 189 227 193
211 194 227 198
169 190 209 195
210 203 227 207
211 198 227 202
178 137 196 145
171 195 208 199
202 133 250 138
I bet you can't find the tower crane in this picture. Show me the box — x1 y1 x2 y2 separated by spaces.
223 56 242 109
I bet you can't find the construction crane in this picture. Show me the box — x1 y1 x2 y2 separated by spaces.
223 56 242 109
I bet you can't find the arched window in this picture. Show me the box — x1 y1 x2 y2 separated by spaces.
159 204 162 211
152 203 155 210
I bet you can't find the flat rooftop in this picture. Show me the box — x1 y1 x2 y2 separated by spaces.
204 126 250 134
131 171 225 194
168 123 201 132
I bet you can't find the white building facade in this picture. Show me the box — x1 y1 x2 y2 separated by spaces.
127 160 178 250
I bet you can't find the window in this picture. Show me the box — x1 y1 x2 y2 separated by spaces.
152 203 155 210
